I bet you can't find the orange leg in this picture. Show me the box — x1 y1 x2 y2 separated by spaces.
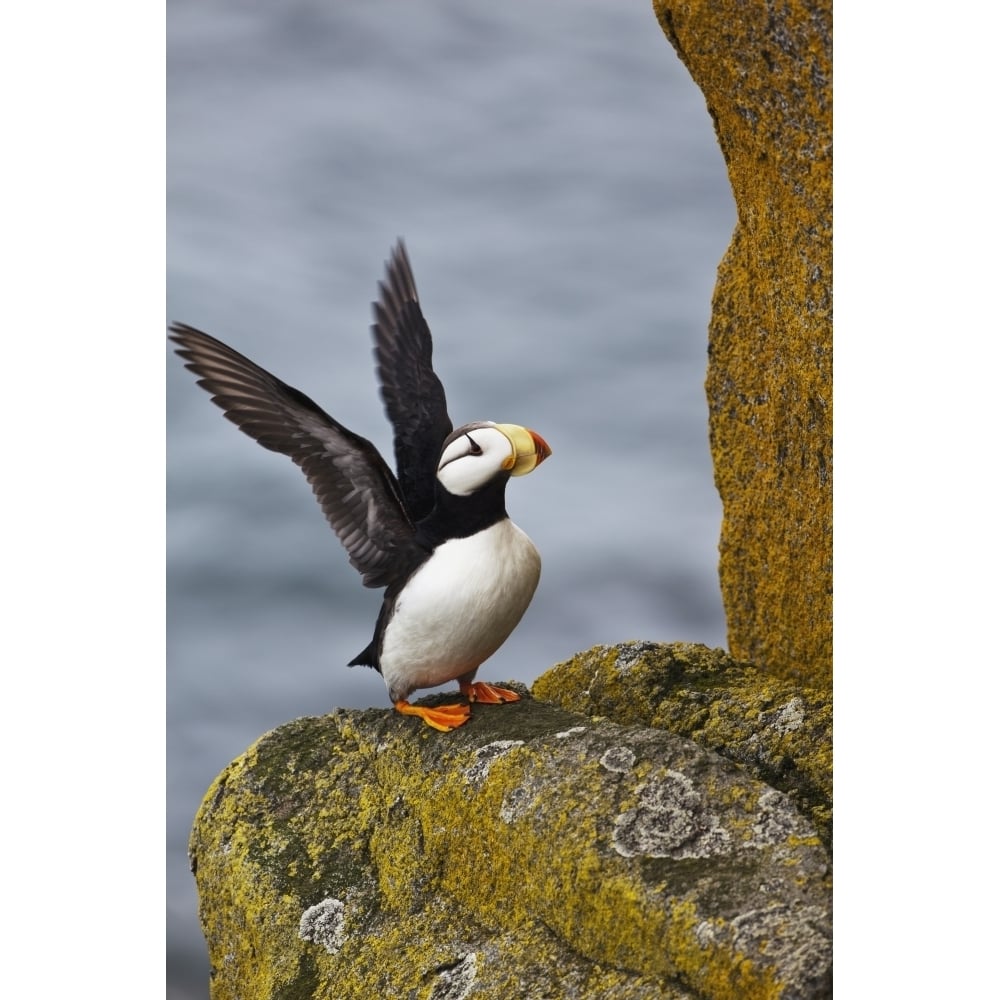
458 680 521 705
394 699 471 732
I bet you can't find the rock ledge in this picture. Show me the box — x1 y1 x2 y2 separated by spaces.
191 648 831 999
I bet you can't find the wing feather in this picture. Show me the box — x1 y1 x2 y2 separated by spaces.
371 240 453 522
169 322 427 589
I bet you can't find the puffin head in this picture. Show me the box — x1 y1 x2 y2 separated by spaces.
436 421 551 496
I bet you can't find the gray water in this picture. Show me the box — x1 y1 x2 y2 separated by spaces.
167 1 734 994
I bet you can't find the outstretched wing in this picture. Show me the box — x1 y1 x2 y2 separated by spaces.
371 240 453 522
169 323 428 589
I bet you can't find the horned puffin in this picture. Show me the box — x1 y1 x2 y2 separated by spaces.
169 240 551 731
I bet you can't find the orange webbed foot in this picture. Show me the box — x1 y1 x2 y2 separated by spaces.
394 699 471 732
459 680 522 705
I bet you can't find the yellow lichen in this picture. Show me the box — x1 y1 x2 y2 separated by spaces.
190 700 829 998
665 900 782 1000
651 0 833 690
534 642 832 851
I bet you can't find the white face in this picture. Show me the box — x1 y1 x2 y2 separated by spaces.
436 423 515 496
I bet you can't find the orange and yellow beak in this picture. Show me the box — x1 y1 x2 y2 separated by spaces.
495 423 552 477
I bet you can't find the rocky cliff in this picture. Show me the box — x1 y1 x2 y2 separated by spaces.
190 644 831 999
654 0 833 687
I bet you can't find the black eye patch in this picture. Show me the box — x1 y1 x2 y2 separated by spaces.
465 433 483 456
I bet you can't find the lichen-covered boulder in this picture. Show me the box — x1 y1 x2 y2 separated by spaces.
533 642 831 850
190 691 831 999
652 0 833 688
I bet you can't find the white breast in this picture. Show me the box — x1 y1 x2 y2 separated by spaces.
379 519 541 702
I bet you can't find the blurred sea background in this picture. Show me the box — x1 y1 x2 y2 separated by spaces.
167 0 735 994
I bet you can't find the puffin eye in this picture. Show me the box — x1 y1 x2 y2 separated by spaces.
465 433 483 456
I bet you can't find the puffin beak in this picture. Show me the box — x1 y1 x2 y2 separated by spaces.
495 423 552 477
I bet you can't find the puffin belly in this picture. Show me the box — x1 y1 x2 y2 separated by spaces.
379 519 541 701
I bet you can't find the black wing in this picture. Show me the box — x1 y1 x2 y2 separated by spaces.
371 240 453 522
169 323 428 589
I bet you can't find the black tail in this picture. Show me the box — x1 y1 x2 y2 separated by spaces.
348 642 379 671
